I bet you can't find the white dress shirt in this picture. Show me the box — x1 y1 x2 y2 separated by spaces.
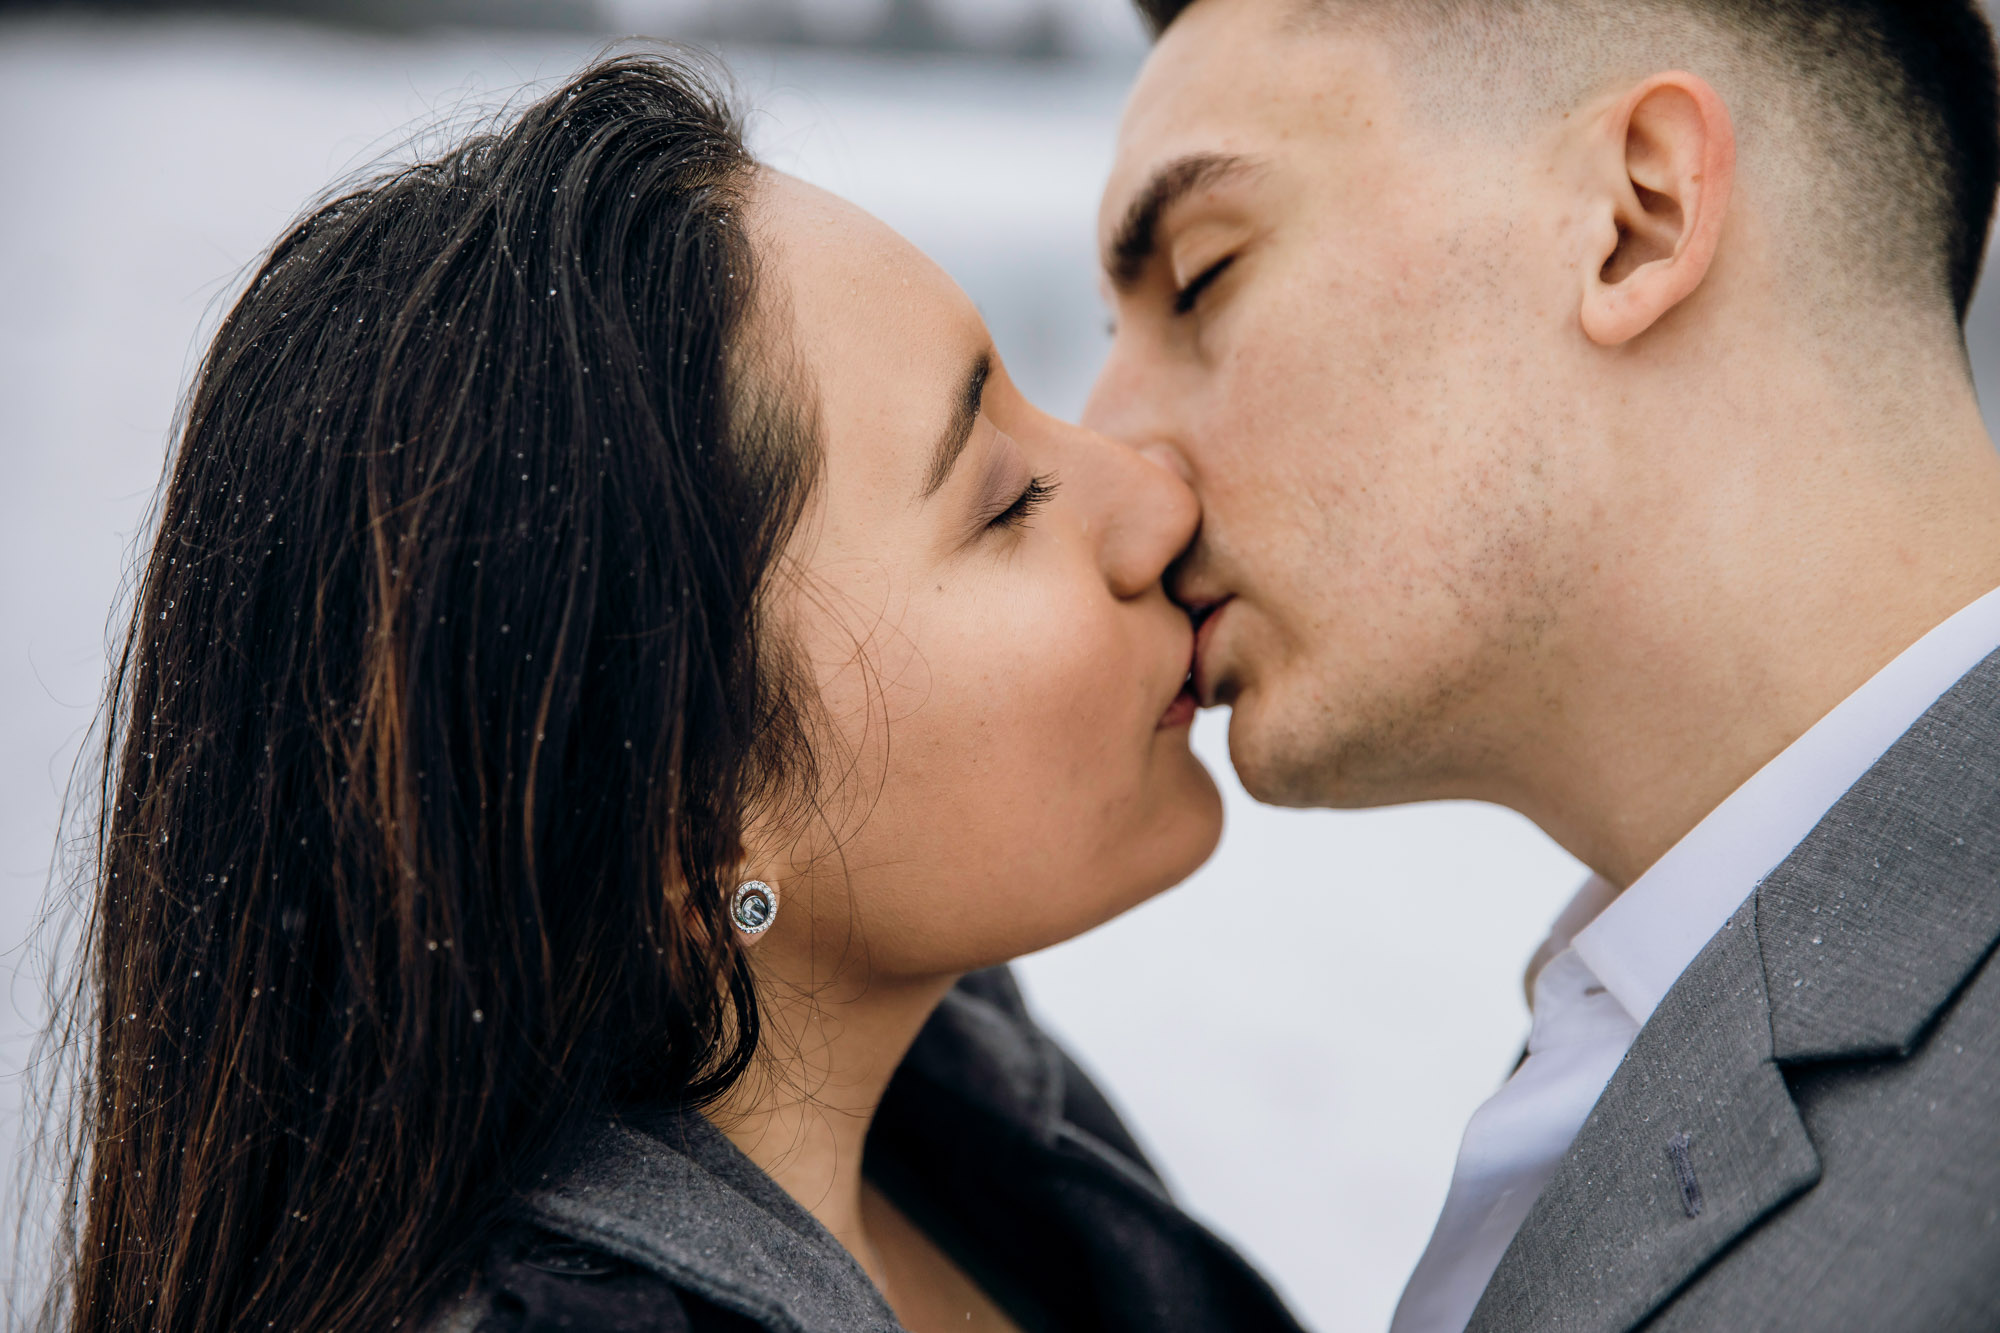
1390 582 2000 1333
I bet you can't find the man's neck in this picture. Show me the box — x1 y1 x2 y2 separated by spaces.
706 968 956 1290
1506 369 2000 890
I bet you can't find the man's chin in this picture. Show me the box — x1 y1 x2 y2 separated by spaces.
1223 687 1420 811
1222 694 1333 809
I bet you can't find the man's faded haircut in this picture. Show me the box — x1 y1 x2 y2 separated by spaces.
1134 0 2000 323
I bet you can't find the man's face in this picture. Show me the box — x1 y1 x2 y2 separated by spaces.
1088 0 1593 808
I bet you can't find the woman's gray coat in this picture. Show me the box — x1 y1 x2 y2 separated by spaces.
435 968 1307 1333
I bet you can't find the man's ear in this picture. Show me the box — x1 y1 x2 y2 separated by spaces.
1578 72 1735 346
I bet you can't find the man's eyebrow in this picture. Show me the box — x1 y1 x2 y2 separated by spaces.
921 350 991 500
1106 152 1255 289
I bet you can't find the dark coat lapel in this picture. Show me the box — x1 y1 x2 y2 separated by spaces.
1469 648 2000 1333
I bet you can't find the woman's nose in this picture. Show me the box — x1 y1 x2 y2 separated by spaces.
1075 425 1201 601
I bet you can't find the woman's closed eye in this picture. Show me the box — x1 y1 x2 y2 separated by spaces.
1172 255 1235 316
987 474 1060 531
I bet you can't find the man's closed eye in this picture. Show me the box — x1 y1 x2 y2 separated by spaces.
1173 255 1235 315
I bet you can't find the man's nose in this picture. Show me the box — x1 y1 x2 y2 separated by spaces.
1138 442 1195 485
1081 344 1145 443
1085 349 1196 497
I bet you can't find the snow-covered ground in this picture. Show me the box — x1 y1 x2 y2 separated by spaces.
14 15 1987 1329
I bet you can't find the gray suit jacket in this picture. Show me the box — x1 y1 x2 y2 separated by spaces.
1470 650 2000 1333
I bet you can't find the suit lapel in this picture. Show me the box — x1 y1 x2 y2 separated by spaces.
1466 896 1820 1333
1756 647 2000 1065
1472 648 2000 1333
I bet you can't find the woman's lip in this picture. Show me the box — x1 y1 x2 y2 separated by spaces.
1191 597 1232 705
1158 623 1201 730
1157 684 1198 730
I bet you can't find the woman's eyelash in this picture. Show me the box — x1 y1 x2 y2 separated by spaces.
990 474 1060 530
1172 255 1235 316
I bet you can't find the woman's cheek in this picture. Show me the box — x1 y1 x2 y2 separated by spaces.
911 593 1125 829
998 592 1126 730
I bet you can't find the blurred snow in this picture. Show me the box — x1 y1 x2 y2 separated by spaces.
600 0 1149 59
7 14 1996 1331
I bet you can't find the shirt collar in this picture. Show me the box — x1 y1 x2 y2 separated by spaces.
1564 581 2000 1026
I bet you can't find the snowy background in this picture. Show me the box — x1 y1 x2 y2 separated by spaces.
4 5 1999 1328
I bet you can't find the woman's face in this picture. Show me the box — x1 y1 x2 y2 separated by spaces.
746 172 1220 982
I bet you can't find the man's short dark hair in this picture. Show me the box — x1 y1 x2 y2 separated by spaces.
1134 0 2000 321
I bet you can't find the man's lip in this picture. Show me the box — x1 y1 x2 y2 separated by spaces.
1190 597 1232 706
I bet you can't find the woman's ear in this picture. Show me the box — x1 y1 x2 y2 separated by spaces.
1577 71 1736 347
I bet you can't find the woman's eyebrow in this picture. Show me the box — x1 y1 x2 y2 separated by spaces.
920 349 992 499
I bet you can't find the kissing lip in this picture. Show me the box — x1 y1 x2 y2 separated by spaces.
1187 597 1232 707
1158 625 1201 730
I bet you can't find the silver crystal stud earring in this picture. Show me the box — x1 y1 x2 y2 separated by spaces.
730 880 778 936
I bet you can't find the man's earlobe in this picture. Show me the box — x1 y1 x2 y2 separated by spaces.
1579 72 1735 347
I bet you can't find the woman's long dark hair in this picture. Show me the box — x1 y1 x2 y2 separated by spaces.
42 52 817 1332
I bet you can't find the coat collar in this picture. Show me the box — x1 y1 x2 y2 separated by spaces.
516 973 1067 1333
890 965 1068 1145
1758 646 2000 1062
1471 648 2000 1333
524 1111 902 1333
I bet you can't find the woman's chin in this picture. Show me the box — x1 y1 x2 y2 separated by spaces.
1153 733 1224 852
855 744 1226 982
1058 760 1224 946
1158 754 1226 880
